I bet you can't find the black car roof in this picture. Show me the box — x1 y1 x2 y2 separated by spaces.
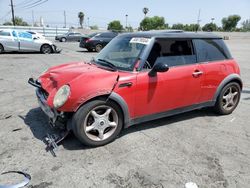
118 30 222 39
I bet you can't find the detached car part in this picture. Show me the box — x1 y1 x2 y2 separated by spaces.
0 171 31 188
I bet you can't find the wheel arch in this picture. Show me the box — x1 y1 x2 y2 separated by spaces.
72 92 130 129
213 74 243 102
0 43 4 51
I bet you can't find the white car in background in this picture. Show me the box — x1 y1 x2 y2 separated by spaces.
0 29 60 54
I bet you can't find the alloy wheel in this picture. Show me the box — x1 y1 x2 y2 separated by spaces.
83 105 118 141
221 85 239 111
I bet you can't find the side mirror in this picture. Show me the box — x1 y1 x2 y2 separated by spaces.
33 37 38 40
148 62 169 77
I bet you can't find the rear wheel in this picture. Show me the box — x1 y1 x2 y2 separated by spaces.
41 44 52 54
214 82 241 115
72 99 123 147
61 37 66 42
0 44 4 54
95 44 103 52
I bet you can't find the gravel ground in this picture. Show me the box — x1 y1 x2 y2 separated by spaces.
0 33 250 188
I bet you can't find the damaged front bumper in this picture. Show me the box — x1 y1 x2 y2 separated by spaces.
52 44 62 53
28 78 67 129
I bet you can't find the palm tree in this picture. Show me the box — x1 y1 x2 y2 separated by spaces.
143 7 149 17
78 12 84 28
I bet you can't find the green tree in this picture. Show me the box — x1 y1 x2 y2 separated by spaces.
184 24 199 31
242 19 250 31
202 23 218 31
3 16 29 26
171 23 185 30
222 15 241 31
107 20 123 31
139 16 167 31
78 12 85 28
142 7 149 17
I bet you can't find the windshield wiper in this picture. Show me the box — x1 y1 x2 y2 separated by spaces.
97 58 117 71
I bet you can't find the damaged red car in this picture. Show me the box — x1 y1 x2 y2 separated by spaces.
29 31 242 146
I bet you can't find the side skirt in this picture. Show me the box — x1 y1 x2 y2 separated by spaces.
127 101 215 127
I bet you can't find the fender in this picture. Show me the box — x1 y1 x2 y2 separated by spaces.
108 92 131 128
213 73 242 101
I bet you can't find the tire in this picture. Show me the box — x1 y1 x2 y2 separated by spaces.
41 44 52 54
72 99 123 147
86 48 92 52
95 44 103 52
0 44 4 54
61 37 66 42
214 82 241 115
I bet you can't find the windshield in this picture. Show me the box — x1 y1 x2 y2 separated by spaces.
94 36 150 71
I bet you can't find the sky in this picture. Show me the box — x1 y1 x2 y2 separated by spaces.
0 0 249 29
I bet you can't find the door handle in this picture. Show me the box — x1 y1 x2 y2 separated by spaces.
119 82 133 88
192 70 203 77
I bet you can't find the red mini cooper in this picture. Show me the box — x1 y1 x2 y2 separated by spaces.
29 31 242 146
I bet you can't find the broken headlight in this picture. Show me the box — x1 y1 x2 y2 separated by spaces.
53 85 70 109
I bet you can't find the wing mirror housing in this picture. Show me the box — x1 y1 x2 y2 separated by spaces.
148 62 169 77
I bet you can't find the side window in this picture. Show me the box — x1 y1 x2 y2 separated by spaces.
18 32 32 40
146 39 196 68
193 39 232 62
0 31 11 36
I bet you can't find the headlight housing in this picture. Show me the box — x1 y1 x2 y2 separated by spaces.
53 85 70 109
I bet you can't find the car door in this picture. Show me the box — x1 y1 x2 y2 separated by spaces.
0 30 19 51
18 31 38 52
67 33 75 41
134 39 204 118
74 33 82 41
193 39 233 102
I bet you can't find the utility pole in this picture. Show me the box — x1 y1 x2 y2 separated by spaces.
87 17 89 28
10 0 15 26
64 10 66 28
125 14 128 30
196 9 201 32
32 10 34 26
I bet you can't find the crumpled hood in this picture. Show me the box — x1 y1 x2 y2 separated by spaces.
39 62 116 90
39 62 119 111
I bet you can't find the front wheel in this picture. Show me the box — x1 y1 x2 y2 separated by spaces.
72 99 123 147
214 82 241 115
41 44 52 54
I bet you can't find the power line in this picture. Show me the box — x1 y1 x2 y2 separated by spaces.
24 0 48 9
15 0 36 6
17 0 48 9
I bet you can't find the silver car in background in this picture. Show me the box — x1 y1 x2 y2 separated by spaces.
0 29 60 54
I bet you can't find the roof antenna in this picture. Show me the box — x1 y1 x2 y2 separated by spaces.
196 9 201 32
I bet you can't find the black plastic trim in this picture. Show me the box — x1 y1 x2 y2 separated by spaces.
213 74 242 101
129 101 215 127
108 92 131 128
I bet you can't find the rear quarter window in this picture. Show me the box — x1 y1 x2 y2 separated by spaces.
193 39 232 62
0 31 11 36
